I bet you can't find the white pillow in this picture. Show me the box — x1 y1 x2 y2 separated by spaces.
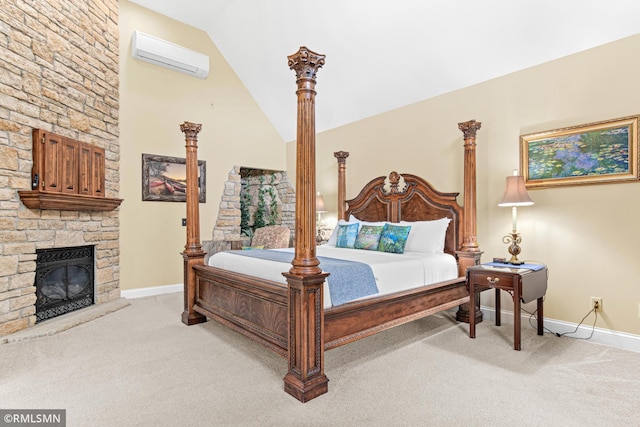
399 218 452 253
348 214 386 227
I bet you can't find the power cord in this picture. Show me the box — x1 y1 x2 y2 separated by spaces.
522 303 598 341
521 305 557 336
556 307 598 340
517 265 598 341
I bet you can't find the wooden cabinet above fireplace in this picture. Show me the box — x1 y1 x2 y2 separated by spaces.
19 129 123 211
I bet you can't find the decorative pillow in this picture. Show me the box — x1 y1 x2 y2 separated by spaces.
400 218 451 253
377 223 412 254
354 225 384 250
326 219 353 246
336 223 359 248
241 245 264 250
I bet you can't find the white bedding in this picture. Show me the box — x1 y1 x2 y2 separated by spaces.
207 245 459 309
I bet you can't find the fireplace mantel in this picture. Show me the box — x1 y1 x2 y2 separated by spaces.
19 128 123 212
18 191 123 212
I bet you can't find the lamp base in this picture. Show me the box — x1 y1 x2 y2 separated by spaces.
502 232 523 265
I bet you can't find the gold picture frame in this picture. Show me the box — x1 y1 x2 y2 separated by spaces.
520 115 639 189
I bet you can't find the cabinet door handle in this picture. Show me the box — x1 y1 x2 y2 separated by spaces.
486 277 500 284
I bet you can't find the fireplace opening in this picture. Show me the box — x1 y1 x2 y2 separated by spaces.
35 245 95 323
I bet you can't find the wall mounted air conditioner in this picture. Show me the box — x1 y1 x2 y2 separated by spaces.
131 30 209 79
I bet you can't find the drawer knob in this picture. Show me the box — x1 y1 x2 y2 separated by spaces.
486 277 500 284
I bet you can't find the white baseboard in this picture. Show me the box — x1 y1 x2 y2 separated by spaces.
480 306 640 353
121 284 182 299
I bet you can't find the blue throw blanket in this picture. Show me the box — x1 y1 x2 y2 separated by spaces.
228 250 379 306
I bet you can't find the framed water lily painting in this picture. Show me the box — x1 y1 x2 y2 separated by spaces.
520 116 639 189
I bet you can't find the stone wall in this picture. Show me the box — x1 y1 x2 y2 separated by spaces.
205 166 295 259
0 0 120 336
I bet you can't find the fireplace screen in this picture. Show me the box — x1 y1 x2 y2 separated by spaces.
35 245 95 323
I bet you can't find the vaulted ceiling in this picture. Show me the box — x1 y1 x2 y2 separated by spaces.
129 0 640 141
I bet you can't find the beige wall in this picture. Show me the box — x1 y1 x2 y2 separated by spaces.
292 34 640 335
118 1 284 290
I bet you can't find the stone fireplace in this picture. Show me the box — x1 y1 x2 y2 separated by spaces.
0 1 121 337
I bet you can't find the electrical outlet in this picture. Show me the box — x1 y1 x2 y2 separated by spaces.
590 297 603 312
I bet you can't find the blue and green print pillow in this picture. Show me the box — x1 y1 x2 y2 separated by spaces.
377 223 412 254
336 223 359 248
354 225 384 250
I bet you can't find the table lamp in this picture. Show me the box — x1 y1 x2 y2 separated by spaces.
498 169 534 264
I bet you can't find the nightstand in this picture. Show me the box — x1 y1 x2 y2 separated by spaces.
467 263 548 350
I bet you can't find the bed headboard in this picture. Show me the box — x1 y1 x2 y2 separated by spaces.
334 121 481 267
344 171 463 257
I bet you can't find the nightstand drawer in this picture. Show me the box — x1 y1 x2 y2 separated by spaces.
469 270 514 290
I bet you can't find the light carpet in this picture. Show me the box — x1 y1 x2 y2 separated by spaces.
1 292 638 426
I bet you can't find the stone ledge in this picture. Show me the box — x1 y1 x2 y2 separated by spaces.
0 297 130 344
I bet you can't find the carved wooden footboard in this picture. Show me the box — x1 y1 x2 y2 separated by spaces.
190 264 468 357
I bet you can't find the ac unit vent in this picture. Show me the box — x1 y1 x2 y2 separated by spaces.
131 30 209 79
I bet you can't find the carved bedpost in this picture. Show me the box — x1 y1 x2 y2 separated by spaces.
180 122 207 326
455 120 483 324
458 120 481 254
282 47 330 402
334 151 349 220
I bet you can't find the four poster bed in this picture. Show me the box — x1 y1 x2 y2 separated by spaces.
179 47 482 402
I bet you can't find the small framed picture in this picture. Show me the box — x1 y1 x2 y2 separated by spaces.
142 153 205 202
